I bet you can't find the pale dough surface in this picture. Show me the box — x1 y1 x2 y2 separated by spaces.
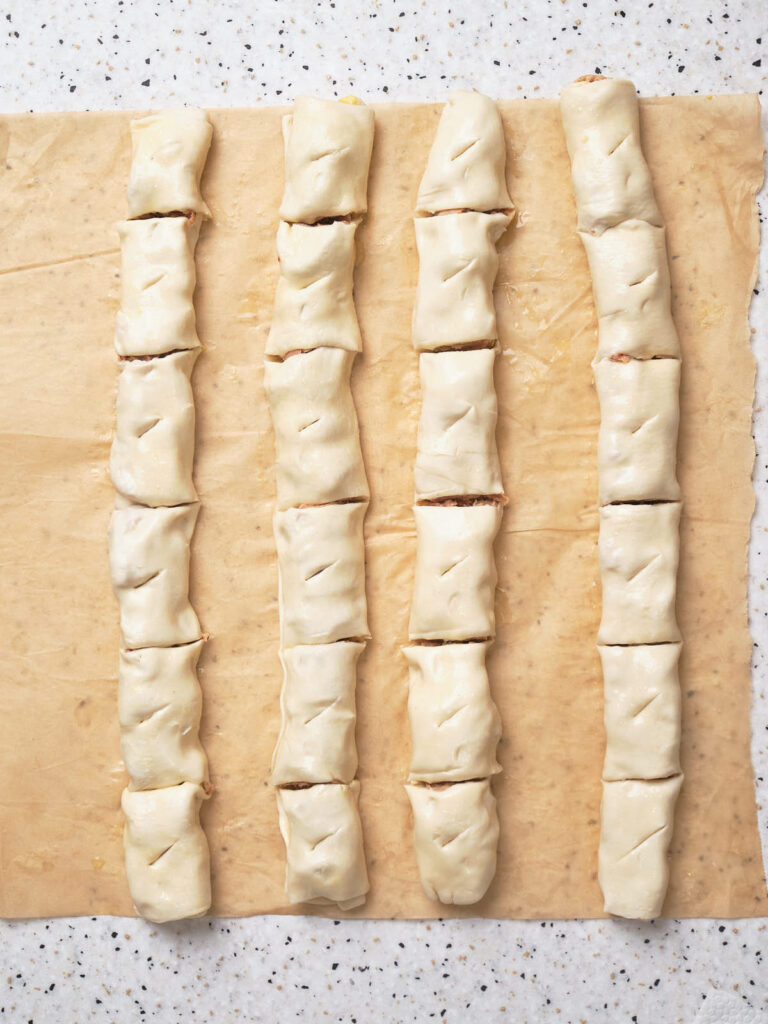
127 108 212 219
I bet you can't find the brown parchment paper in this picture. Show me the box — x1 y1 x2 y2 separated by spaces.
0 95 765 920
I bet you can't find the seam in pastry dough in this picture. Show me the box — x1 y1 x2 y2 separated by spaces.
122 782 211 923
415 348 503 500
406 779 499 906
115 216 201 358
127 109 212 219
416 91 513 214
412 211 510 351
110 348 199 508
280 97 374 223
265 347 368 508
266 220 363 357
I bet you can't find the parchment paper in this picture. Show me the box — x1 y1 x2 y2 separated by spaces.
0 95 764 919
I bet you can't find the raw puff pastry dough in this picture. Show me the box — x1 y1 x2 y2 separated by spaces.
109 503 201 650
560 77 661 235
279 97 374 223
115 216 201 358
264 347 368 509
599 775 683 920
404 642 501 783
126 108 212 219
119 641 208 791
122 781 211 923
412 212 510 351
415 347 502 500
595 356 680 505
275 502 369 647
598 502 681 645
276 781 369 910
600 643 682 782
406 779 499 905
266 220 363 357
409 503 502 641
416 90 512 214
271 641 363 786
110 348 198 508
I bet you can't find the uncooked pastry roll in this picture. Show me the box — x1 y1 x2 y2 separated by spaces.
271 641 363 786
275 502 369 647
582 221 679 360
109 503 201 650
599 775 682 919
409 503 502 641
115 216 201 358
119 641 208 791
560 77 661 235
279 97 374 223
266 220 363 357
110 348 198 508
406 779 498 905
416 90 512 214
404 642 501 783
598 502 681 645
600 643 681 782
264 347 368 509
127 108 213 219
276 781 369 909
595 357 680 505
412 212 510 351
122 781 211 923
415 347 502 500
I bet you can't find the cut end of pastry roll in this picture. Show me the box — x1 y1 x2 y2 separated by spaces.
404 641 501 783
122 781 211 923
119 640 209 791
599 775 682 919
406 779 499 905
416 91 512 215
279 97 374 223
276 781 369 910
127 108 212 220
271 642 363 786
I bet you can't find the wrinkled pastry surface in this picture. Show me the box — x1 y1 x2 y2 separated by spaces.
127 108 212 219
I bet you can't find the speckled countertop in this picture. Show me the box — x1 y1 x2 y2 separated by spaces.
1 1 767 1022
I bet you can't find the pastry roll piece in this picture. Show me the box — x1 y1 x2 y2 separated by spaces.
110 348 198 508
600 643 682 782
109 503 201 650
560 77 661 236
264 348 368 509
119 641 208 791
412 212 510 351
404 642 501 783
122 781 211 923
271 641 363 786
409 503 502 641
598 502 681 645
415 348 502 500
595 356 680 505
266 220 362 358
115 217 201 358
275 502 369 647
126 108 212 219
416 90 512 214
582 221 679 360
279 97 374 223
406 779 499 905
276 781 369 909
599 774 682 919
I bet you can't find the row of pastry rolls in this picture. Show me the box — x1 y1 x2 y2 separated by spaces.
561 77 683 920
107 109 214 923
265 97 374 910
405 92 512 905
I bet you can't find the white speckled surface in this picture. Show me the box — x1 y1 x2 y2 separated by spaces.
1 1 767 1021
